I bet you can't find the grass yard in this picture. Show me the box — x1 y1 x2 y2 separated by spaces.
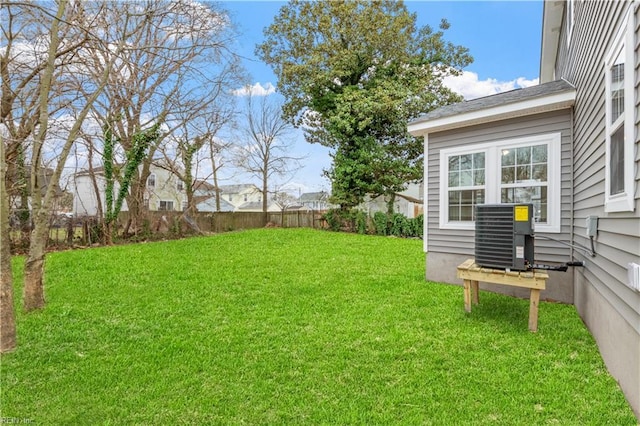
1 228 636 424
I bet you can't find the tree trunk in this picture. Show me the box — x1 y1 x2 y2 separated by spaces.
23 208 48 311
262 171 268 224
0 133 17 352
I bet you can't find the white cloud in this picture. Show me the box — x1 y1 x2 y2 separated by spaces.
443 71 539 100
233 82 276 97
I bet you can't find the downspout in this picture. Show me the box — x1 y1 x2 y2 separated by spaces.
569 106 575 303
423 134 429 255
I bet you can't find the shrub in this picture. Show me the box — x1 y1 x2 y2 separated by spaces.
354 210 368 235
390 213 411 237
373 211 388 235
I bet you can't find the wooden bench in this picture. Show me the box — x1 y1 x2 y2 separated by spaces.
456 259 549 332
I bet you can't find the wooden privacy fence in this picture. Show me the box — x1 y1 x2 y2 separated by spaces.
119 210 326 234
8 210 326 253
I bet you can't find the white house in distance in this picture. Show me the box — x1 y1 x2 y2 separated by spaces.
192 180 234 212
73 164 186 216
299 191 331 211
218 184 264 210
361 182 424 218
409 1 639 415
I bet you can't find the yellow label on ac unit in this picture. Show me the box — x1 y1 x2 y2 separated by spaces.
514 205 529 222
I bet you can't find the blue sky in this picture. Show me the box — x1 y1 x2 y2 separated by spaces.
221 0 544 193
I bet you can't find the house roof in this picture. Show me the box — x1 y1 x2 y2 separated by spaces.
299 191 329 202
408 79 576 136
235 201 265 211
219 184 259 194
193 179 216 192
194 194 235 211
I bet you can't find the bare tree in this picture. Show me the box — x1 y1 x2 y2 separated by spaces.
157 73 239 217
24 0 130 311
233 93 304 217
0 131 16 352
85 0 243 237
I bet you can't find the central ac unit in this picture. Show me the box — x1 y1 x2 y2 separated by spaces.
475 203 534 271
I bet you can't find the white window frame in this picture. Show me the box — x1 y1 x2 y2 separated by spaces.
158 200 174 211
439 132 562 233
604 6 635 213
147 173 156 188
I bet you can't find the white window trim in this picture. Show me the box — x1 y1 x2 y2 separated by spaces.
604 6 635 213
439 132 562 233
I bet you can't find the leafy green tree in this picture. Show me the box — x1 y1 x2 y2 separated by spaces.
257 0 472 208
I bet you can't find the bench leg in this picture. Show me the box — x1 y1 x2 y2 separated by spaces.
529 288 541 332
463 279 471 312
471 280 479 305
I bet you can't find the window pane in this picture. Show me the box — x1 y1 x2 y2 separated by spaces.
448 190 460 221
502 166 515 184
532 164 547 181
474 169 485 185
501 149 514 166
516 147 531 164
610 124 625 195
473 153 485 169
611 61 625 123
460 206 473 221
449 171 459 187
460 170 472 186
516 165 531 182
460 154 473 170
449 156 460 171
532 145 547 163
501 188 513 203
448 189 484 221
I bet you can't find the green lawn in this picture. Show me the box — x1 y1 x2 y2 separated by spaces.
1 228 636 424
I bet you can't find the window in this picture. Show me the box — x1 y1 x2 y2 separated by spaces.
604 7 635 212
147 174 156 188
447 152 485 221
500 144 549 223
158 200 174 211
440 133 561 233
177 181 184 191
244 194 248 202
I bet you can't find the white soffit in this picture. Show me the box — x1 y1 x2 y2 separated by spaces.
540 1 564 83
408 89 575 136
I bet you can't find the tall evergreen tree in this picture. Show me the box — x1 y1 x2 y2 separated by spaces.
257 0 472 207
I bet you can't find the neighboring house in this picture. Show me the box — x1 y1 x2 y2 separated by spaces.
192 180 234 212
360 182 424 218
73 164 186 216
299 191 332 211
7 166 71 218
234 200 282 212
408 1 639 415
218 184 262 209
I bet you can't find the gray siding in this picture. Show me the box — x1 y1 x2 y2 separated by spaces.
554 1 640 331
425 110 574 303
554 1 640 415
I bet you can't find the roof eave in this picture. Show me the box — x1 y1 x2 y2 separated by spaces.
540 1 564 83
408 88 575 136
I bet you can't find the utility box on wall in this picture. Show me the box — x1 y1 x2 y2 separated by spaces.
475 204 535 271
